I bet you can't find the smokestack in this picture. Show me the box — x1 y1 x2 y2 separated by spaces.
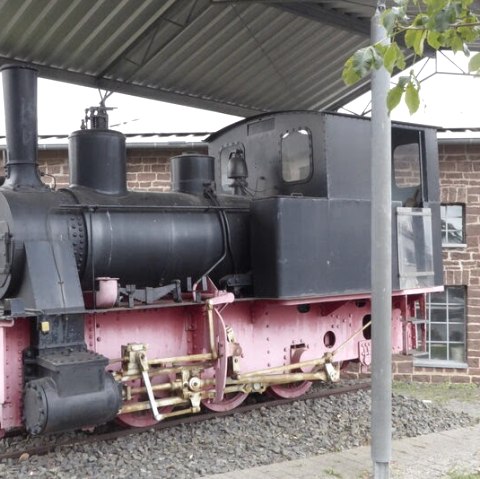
1 65 44 189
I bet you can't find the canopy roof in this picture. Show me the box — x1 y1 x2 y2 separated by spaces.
0 0 382 116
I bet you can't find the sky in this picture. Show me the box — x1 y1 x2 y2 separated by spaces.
339 51 480 130
0 50 478 137
0 77 241 137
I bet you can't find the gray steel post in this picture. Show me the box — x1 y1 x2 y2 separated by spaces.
370 7 392 479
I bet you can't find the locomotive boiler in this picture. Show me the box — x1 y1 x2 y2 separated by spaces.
0 65 443 436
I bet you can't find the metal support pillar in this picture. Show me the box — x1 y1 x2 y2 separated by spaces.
370 6 392 479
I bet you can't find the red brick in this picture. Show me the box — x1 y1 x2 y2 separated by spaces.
151 164 168 173
468 358 480 368
456 162 473 172
411 374 431 382
447 252 470 262
451 375 471 383
137 173 156 182
154 173 170 181
443 145 467 155
468 306 480 316
431 375 450 383
127 164 145 173
395 361 414 373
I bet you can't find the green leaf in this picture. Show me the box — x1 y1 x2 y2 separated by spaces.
353 47 373 74
382 9 397 34
374 43 388 58
404 28 416 49
425 0 448 15
450 32 465 52
405 19 428 56
383 42 404 73
431 9 453 31
468 52 480 72
427 30 443 49
383 45 396 74
396 47 406 70
458 17 480 43
342 57 361 85
461 0 474 9
370 45 384 69
343 47 380 85
413 30 427 56
405 81 420 114
397 75 410 89
387 85 404 113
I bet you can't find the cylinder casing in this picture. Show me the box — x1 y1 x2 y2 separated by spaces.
171 153 215 195
68 129 127 195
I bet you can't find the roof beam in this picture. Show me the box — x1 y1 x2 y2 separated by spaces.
97 0 179 78
273 2 370 36
0 57 261 117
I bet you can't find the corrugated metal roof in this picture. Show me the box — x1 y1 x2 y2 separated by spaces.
0 0 379 116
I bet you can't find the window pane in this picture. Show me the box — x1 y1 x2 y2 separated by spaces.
446 205 463 218
449 323 465 342
447 230 463 244
448 304 465 321
394 143 421 188
448 217 463 231
281 130 312 182
448 287 465 303
430 291 445 303
430 343 448 360
449 344 465 362
430 323 447 341
430 307 447 322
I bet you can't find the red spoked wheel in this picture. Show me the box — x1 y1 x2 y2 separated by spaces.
202 392 248 412
268 347 314 398
268 381 313 399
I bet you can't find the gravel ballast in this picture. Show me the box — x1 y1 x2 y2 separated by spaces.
0 385 475 478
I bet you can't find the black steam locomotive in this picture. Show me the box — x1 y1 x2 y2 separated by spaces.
0 65 442 436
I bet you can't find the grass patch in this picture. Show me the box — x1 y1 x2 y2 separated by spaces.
393 381 480 405
445 471 480 478
323 468 343 478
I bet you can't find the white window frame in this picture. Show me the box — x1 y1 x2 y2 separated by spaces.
414 286 467 369
441 204 466 248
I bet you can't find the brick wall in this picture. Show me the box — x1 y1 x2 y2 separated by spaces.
429 143 480 383
347 143 480 384
35 145 207 190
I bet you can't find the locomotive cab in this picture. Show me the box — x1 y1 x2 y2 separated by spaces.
208 111 442 298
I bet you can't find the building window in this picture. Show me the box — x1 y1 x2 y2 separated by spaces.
415 286 467 368
441 204 465 246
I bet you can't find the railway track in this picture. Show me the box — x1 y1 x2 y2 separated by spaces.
0 381 371 462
